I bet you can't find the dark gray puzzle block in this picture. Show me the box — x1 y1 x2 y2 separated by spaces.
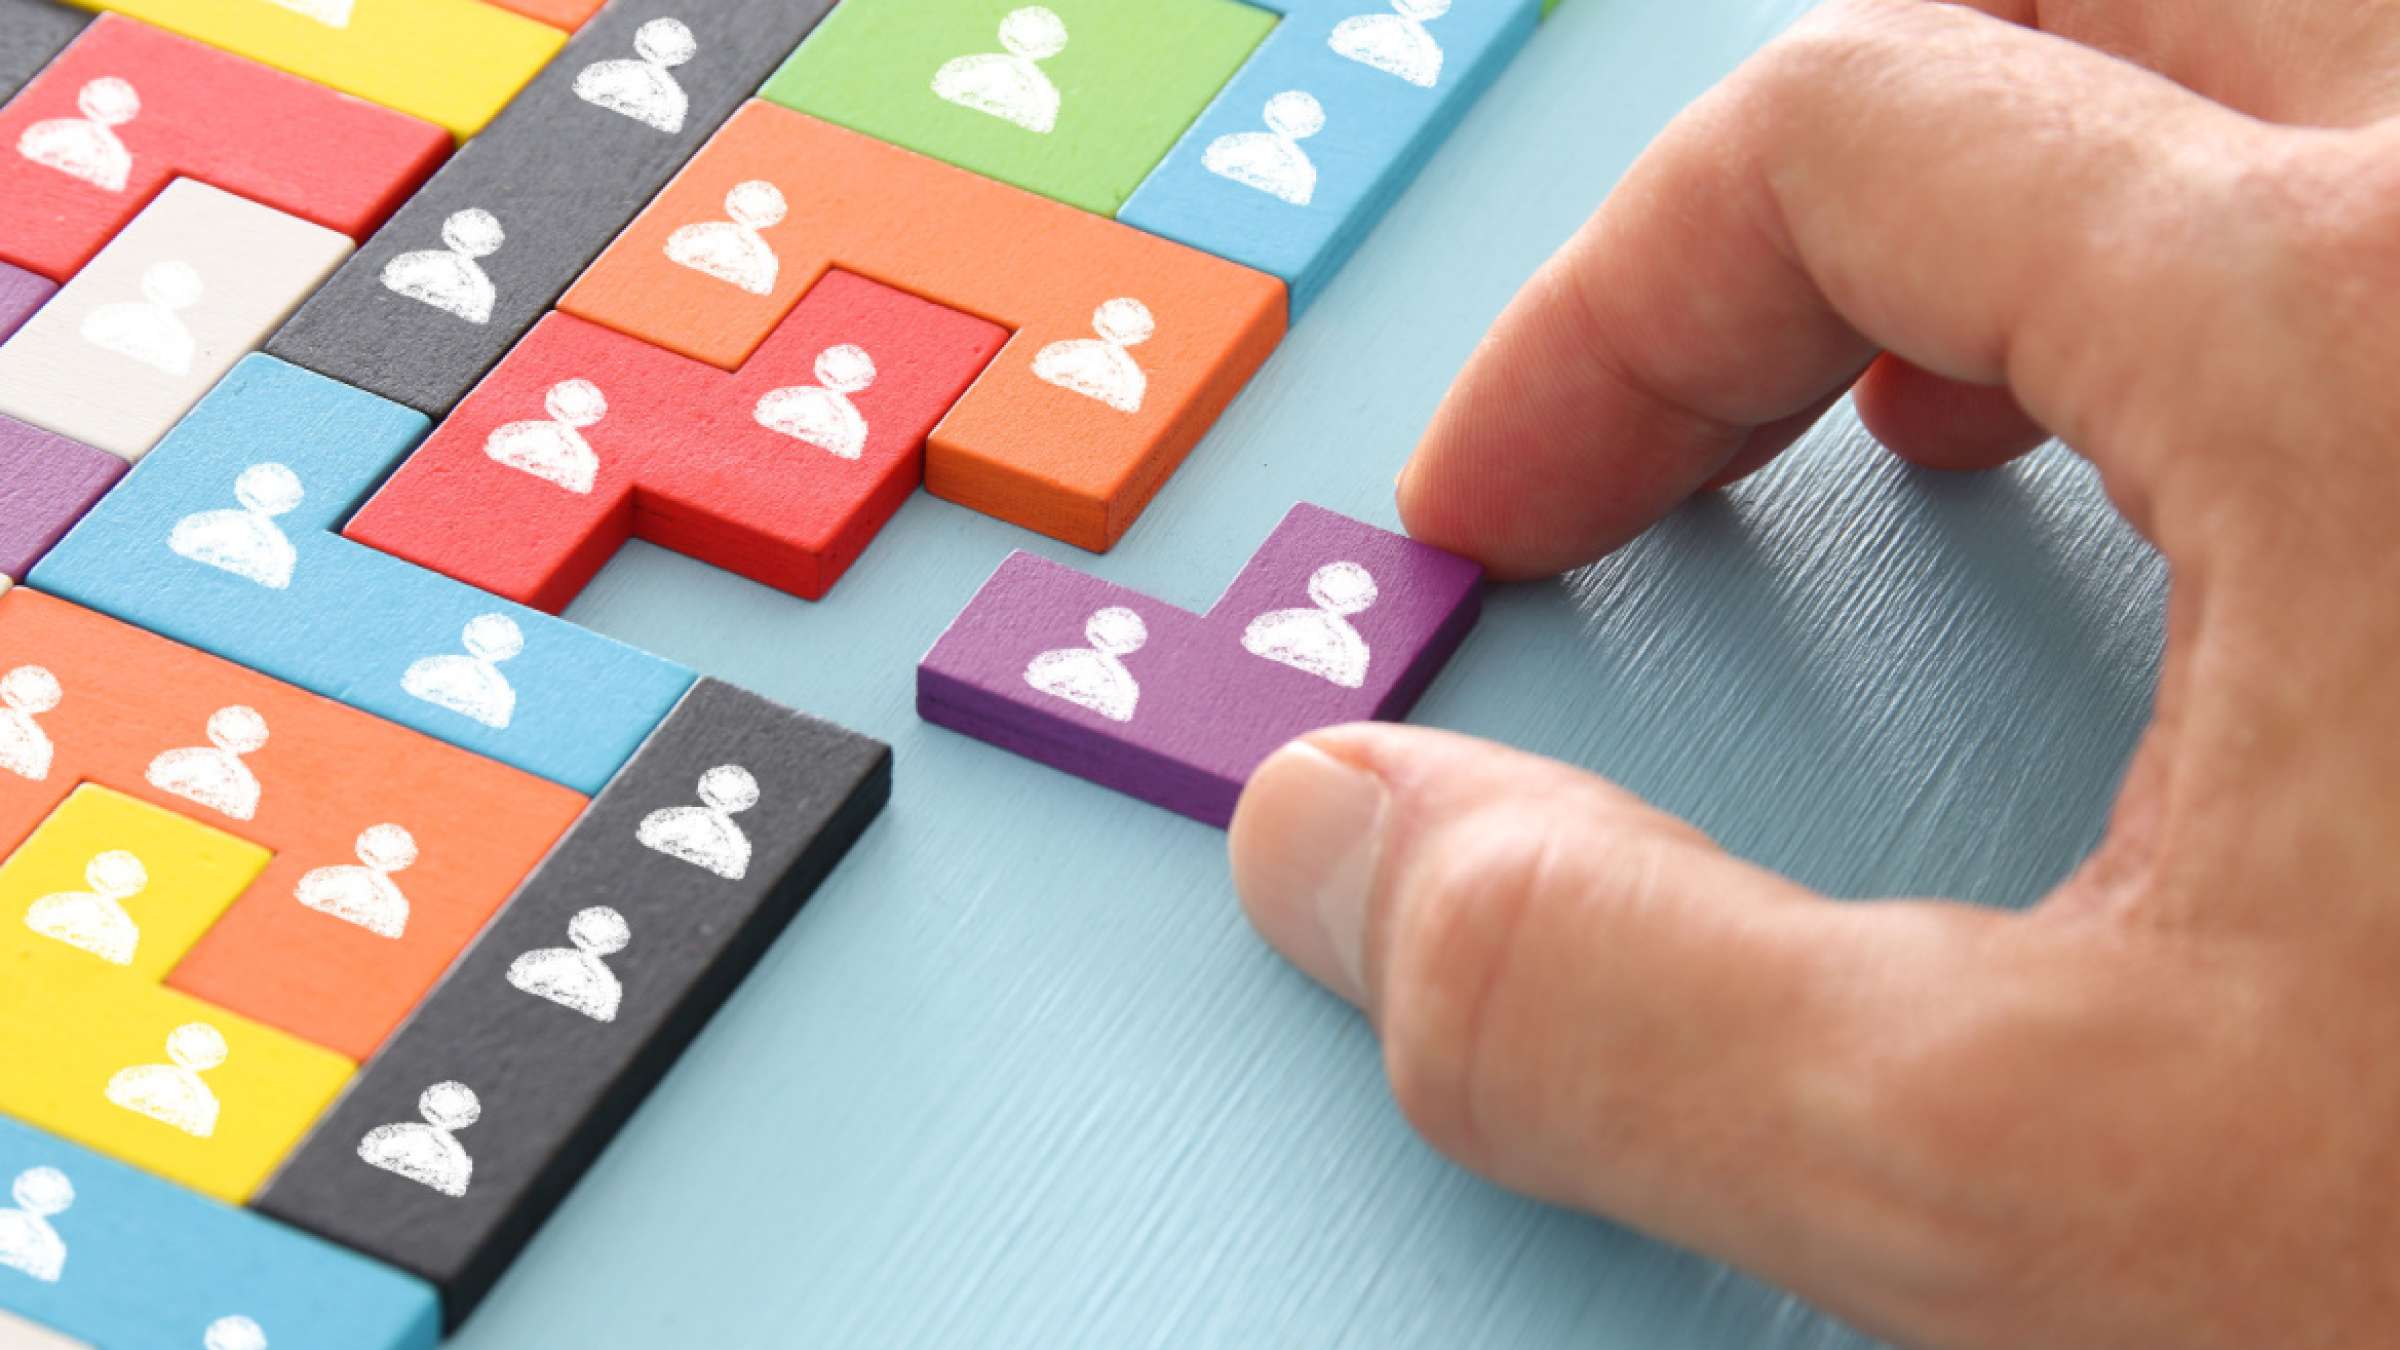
0 0 86 103
263 0 838 417
254 678 890 1325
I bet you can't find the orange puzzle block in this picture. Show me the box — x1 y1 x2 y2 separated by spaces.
561 101 1288 552
0 588 586 1061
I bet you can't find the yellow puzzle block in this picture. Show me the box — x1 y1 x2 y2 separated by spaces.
0 784 270 983
70 0 566 139
0 942 355 1202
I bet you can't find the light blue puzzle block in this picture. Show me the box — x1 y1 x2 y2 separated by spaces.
1118 0 1538 316
30 354 693 793
0 1116 439 1349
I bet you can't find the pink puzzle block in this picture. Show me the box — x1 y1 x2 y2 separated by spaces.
919 504 1482 826
0 261 53 340
0 414 124 579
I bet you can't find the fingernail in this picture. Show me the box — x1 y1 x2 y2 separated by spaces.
1229 741 1389 1006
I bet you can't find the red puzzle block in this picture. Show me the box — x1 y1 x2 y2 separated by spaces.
0 14 449 280
345 270 1007 608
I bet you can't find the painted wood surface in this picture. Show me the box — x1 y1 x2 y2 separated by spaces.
451 0 2166 1345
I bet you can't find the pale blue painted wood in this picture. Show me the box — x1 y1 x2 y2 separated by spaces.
453 0 2166 1344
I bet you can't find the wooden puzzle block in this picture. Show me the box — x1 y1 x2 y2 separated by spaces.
0 180 351 460
265 0 841 418
488 0 601 31
0 783 268 983
0 1310 86 1347
345 272 1007 610
0 14 448 282
65 0 565 140
0 587 587 1061
760 0 1274 217
255 678 890 1323
0 939 354 1202
920 503 1481 825
0 1115 439 1348
563 102 1287 551
30 354 697 794
0 261 54 340
0 0 86 104
0 417 120 582
1118 0 1538 315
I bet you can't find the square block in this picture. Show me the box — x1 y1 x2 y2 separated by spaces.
265 0 841 417
0 587 588 1060
0 261 55 340
0 417 121 582
345 271 1007 609
0 14 448 282
1118 0 1538 314
762 0 1275 217
0 783 268 983
0 179 352 460
0 1115 439 1347
256 679 891 1324
562 102 1287 551
0 0 86 103
30 355 696 794
65 0 565 140
920 503 1482 824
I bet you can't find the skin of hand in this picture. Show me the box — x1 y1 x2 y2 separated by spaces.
1225 2 2400 1347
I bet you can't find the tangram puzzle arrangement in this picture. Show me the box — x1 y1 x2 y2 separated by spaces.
0 0 1526 1339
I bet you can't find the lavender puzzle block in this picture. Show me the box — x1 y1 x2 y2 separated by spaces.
0 415 124 579
919 503 1482 826
0 261 54 341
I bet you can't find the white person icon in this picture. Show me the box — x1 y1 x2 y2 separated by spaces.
666 180 785 295
0 664 61 782
1032 298 1153 414
932 6 1067 134
80 259 202 376
203 1315 269 1350
25 848 147 966
295 823 416 940
17 75 138 192
106 1022 227 1138
507 906 631 1022
1329 0 1448 87
169 462 303 591
0 1166 72 1283
357 1081 479 1197
486 377 606 493
267 0 353 26
575 16 696 133
754 344 875 459
637 765 756 880
403 613 523 730
1203 91 1325 207
147 705 269 822
383 208 504 324
1241 560 1377 688
1026 606 1146 723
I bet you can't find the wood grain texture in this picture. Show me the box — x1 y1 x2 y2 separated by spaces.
442 1 2167 1346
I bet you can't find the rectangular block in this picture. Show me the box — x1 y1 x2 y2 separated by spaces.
0 417 120 581
564 102 1288 551
30 354 696 794
1119 0 1538 315
346 271 1006 610
0 180 352 460
0 0 86 103
0 263 54 341
920 503 1482 824
761 0 1275 217
265 0 841 418
0 1115 438 1347
0 14 448 282
488 0 601 29
0 1310 85 1347
0 783 268 982
255 678 890 1323
0 588 588 1058
0 939 354 1201
66 0 565 139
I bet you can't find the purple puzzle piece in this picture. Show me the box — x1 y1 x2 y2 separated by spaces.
919 503 1483 826
0 414 125 579
0 260 54 342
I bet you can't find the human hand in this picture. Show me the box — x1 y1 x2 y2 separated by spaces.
1227 2 2400 1346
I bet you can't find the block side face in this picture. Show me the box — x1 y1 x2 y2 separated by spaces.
254 679 887 1322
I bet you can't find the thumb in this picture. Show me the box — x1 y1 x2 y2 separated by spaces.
1228 724 2011 1309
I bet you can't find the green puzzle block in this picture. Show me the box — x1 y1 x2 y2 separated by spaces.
762 0 1278 217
